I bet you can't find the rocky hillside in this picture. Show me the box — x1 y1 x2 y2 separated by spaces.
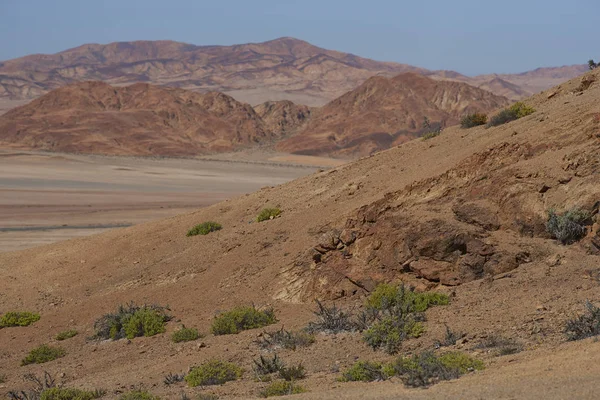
277 73 510 156
0 70 598 398
0 37 586 111
0 81 274 156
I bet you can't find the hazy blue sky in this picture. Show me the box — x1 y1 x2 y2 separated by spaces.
1 0 598 75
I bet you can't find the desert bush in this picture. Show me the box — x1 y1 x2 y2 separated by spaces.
487 102 535 127
278 364 306 381
185 360 243 387
187 222 222 237
421 117 442 140
565 301 600 341
306 300 356 334
475 335 523 356
171 326 200 343
256 208 281 222
260 381 305 397
119 391 160 400
388 351 482 387
0 311 40 328
164 373 185 385
435 325 464 348
360 284 448 354
546 208 590 244
211 306 276 335
460 113 487 128
21 345 66 366
257 327 315 350
40 388 105 400
93 303 170 340
589 59 598 70
55 330 78 341
253 354 284 376
421 131 441 140
340 361 388 382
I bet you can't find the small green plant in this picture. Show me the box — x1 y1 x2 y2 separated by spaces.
119 390 160 400
260 381 306 397
40 388 106 400
211 306 277 335
487 102 535 127
0 311 40 327
256 208 281 222
437 352 485 373
565 301 600 341
306 300 356 334
460 113 488 128
93 303 170 340
435 325 464 348
278 363 306 381
546 208 590 244
187 221 222 237
55 329 78 341
185 360 243 387
363 317 424 355
171 326 200 343
509 102 535 118
258 327 315 350
340 361 388 382
21 345 66 365
253 354 284 376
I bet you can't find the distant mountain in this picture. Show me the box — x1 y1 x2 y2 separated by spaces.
0 81 274 156
276 73 510 157
0 37 586 112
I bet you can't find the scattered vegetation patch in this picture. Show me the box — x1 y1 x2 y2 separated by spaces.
340 361 388 382
119 390 160 400
278 364 306 381
21 345 66 366
487 102 535 127
185 360 243 387
187 221 222 237
475 335 523 356
171 326 200 343
565 301 600 341
546 208 590 244
8 371 57 400
258 327 315 350
0 311 41 328
93 303 171 340
388 351 483 387
421 116 442 140
256 208 281 222
306 300 356 334
163 373 185 385
40 388 106 400
360 284 449 354
260 381 306 398
435 325 464 348
211 306 276 335
253 354 284 376
55 329 78 341
460 113 488 128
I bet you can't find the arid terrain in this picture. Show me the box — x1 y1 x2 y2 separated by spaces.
0 66 599 400
0 37 587 111
0 150 333 252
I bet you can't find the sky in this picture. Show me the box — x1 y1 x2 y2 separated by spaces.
1 0 598 75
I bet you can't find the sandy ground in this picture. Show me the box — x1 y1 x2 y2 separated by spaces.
0 150 334 252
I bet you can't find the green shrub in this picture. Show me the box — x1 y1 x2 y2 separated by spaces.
171 326 200 343
187 221 222 237
565 301 600 341
365 284 449 313
258 327 315 350
253 354 284 376
363 317 424 355
55 329 78 341
279 363 306 381
340 361 388 382
256 208 281 222
119 390 160 400
211 306 276 335
22 344 66 365
185 360 242 387
421 131 441 140
93 303 170 340
260 381 305 397
487 102 535 127
389 351 482 387
40 387 105 400
306 300 356 334
0 311 40 327
546 208 590 244
460 113 488 128
509 102 535 118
